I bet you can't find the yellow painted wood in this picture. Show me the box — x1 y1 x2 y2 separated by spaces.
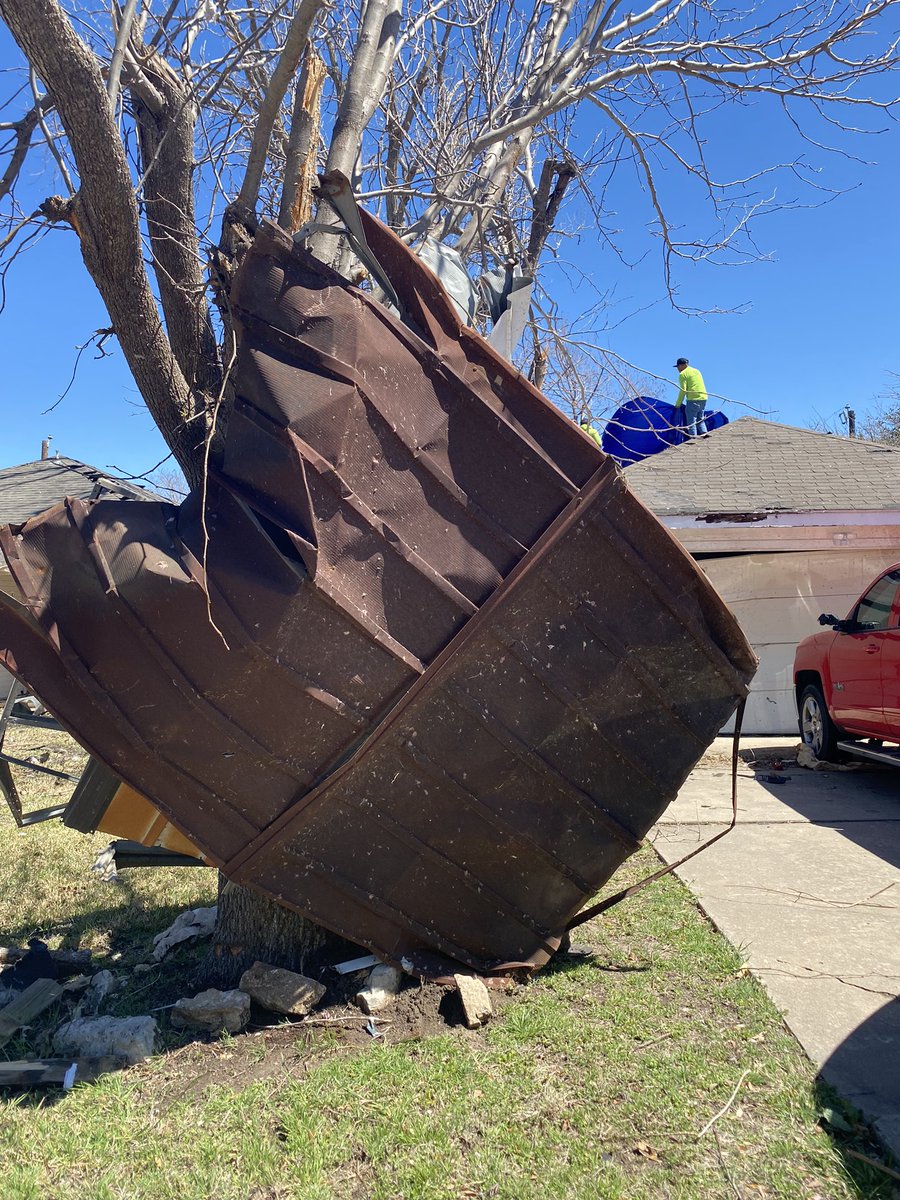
96 785 203 859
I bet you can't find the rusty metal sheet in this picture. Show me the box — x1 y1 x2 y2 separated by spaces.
0 205 756 973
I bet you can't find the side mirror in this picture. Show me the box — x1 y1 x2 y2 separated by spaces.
818 613 856 633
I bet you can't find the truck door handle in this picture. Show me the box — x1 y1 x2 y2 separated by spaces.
866 645 880 654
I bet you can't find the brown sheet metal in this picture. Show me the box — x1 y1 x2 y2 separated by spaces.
0 204 757 973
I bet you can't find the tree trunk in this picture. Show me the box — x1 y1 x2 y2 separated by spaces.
197 877 357 990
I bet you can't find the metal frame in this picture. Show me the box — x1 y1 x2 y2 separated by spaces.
0 678 77 827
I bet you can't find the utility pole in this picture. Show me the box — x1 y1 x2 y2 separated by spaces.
840 407 856 438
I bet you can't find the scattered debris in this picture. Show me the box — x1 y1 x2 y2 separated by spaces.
91 843 120 883
797 743 864 772
62 974 91 994
355 965 402 1015
453 974 492 1029
239 961 325 1016
0 977 63 1047
760 773 788 785
697 1068 750 1138
151 906 217 961
564 943 598 960
632 1141 661 1161
363 1019 383 1038
78 969 115 1016
132 963 153 976
3 938 58 990
170 988 250 1034
333 953 379 976
54 1015 157 1065
0 1056 125 1089
49 948 93 977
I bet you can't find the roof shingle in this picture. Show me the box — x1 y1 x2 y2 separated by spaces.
0 457 159 527
625 417 900 516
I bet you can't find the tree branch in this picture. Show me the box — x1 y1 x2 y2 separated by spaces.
236 0 325 213
0 98 43 202
107 0 141 115
325 0 403 178
278 45 326 230
0 0 202 483
131 46 222 405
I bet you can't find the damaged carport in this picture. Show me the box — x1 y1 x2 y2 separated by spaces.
0 196 756 977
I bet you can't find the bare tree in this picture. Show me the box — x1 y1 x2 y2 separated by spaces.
0 0 898 978
861 406 900 444
809 382 900 444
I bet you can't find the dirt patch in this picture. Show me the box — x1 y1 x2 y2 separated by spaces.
120 976 520 1105
695 740 801 771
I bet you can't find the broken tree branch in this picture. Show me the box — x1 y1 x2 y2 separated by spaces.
236 0 325 213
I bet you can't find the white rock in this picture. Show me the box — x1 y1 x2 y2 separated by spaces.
54 1016 157 1065
170 988 249 1034
453 974 492 1029
355 964 402 1014
239 962 325 1016
151 906 217 961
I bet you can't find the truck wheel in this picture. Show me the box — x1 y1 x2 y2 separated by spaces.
799 684 842 761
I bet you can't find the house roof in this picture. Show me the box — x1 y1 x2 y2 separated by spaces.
0 457 159 527
625 417 900 516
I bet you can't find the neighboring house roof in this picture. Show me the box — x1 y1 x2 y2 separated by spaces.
625 417 900 516
0 457 159 527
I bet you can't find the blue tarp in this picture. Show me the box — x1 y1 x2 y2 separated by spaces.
601 396 728 466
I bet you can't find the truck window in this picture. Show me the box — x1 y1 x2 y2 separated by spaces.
854 570 900 631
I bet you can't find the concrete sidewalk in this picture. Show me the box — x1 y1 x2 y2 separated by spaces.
653 737 900 1157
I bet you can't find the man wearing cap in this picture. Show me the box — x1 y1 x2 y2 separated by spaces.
674 357 708 437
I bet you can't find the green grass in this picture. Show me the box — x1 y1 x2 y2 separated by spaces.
0 727 895 1199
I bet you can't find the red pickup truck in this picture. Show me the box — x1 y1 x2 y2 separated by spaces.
793 562 900 765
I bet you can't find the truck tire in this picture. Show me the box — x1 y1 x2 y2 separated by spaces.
799 683 842 762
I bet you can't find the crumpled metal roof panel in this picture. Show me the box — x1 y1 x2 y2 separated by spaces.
0 209 756 973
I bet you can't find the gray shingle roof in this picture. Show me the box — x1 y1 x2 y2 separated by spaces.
625 417 900 516
0 457 160 527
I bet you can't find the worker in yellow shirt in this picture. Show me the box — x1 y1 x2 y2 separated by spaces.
580 420 602 448
674 357 708 437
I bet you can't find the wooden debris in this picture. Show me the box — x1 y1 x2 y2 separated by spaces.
52 949 93 978
0 1056 125 1089
0 946 91 976
0 977 63 1048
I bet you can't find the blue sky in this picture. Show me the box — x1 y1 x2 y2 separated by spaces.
2 21 899 480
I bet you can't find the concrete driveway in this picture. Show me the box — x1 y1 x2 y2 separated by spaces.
653 737 900 1157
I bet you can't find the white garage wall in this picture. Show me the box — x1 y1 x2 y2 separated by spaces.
701 548 900 735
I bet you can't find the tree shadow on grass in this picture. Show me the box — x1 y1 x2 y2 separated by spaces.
540 944 652 981
3 893 210 960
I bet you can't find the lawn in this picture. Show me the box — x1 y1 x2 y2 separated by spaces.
0 724 895 1200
